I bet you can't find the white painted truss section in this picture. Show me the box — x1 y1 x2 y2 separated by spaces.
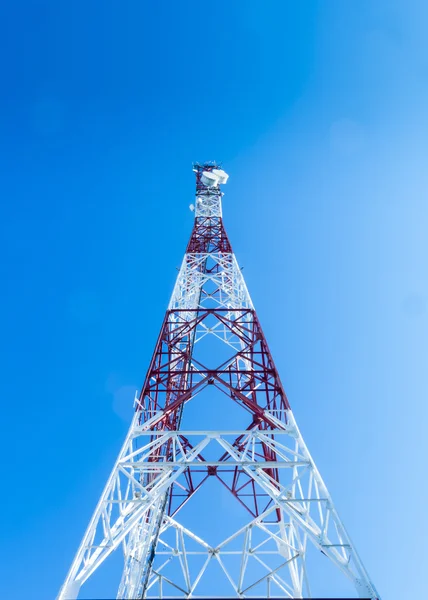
145 511 305 599
58 416 378 599
169 253 253 311
168 251 254 361
194 190 222 218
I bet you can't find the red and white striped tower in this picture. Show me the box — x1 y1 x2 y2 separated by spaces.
58 164 380 600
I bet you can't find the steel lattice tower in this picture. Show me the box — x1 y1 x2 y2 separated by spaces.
58 164 380 600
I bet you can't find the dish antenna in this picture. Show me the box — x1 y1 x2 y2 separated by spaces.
212 169 229 184
201 169 229 187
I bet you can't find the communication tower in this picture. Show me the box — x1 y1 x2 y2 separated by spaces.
58 164 380 599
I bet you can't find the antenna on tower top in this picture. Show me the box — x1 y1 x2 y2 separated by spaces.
193 162 229 188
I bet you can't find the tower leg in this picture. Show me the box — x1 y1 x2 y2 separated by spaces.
57 580 81 600
117 495 166 599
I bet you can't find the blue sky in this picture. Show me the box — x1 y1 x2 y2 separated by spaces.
1 1 427 598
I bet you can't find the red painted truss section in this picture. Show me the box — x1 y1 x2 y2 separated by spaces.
136 306 290 519
137 308 289 427
186 217 232 253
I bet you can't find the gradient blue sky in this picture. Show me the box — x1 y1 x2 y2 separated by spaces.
1 1 427 598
